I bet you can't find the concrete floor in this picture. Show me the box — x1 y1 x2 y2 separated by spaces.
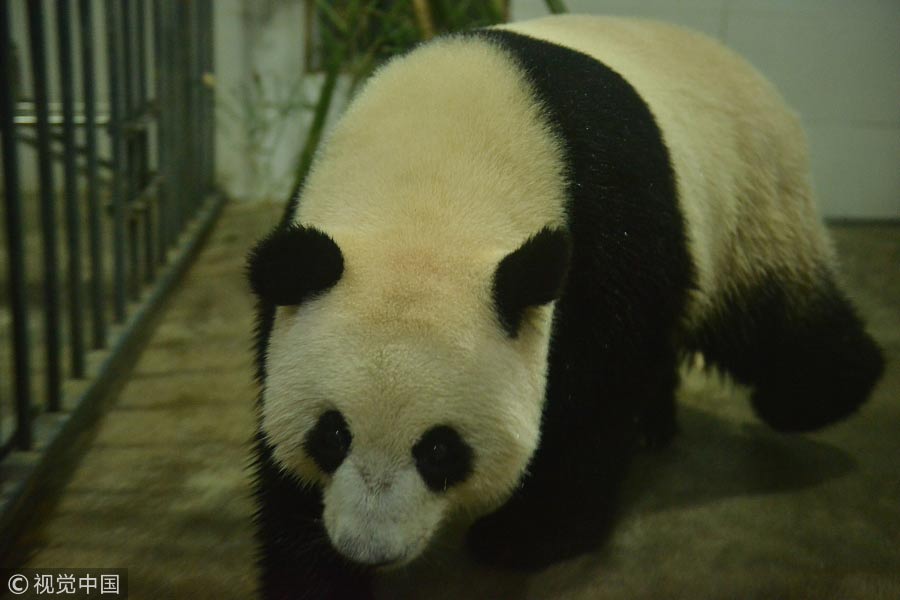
7 202 899 599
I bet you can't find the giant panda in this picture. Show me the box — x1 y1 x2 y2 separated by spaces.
246 15 885 600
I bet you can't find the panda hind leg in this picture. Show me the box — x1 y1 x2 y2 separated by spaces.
693 271 884 433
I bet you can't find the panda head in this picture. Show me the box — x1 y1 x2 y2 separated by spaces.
248 223 571 568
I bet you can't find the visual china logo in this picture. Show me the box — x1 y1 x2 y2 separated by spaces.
2 569 128 598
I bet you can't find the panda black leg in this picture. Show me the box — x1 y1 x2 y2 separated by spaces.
254 440 374 600
467 353 679 570
749 279 884 432
639 393 678 449
634 353 681 449
694 272 884 433
466 447 625 571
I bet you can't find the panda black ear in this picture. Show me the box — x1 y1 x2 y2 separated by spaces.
247 224 344 306
492 227 572 337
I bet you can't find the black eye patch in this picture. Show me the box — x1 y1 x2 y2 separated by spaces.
304 410 352 474
412 426 473 492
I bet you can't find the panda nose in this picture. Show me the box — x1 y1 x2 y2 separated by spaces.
335 535 404 567
357 465 393 492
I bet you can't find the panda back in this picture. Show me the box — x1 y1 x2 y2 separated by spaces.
498 16 835 326
293 33 570 261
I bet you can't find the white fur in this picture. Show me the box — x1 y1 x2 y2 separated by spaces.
263 32 565 565
497 16 835 322
323 455 442 566
262 16 834 566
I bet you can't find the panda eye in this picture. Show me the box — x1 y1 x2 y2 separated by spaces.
428 441 448 462
304 410 352 474
412 426 473 492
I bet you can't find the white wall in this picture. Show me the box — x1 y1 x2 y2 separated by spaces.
213 0 349 203
510 0 900 219
215 0 307 202
7 2 894 218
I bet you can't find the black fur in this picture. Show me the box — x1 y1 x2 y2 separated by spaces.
686 271 885 433
247 224 344 306
412 425 475 492
493 227 572 337
463 30 883 570
304 410 353 474
250 29 691 592
463 29 692 569
248 26 883 597
252 434 374 600
248 230 360 597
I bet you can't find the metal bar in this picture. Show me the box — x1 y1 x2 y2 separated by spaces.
137 1 154 283
191 1 206 211
13 100 152 128
203 0 215 192
15 131 114 175
173 1 189 236
183 0 198 219
191 1 202 216
120 0 135 127
27 0 63 412
14 111 112 126
56 0 87 379
197 2 207 203
0 192 226 558
181 2 197 219
1 0 34 449
152 0 170 265
195 0 207 195
129 174 161 214
136 0 147 105
122 0 140 301
200 0 216 193
143 199 156 281
105 0 127 323
170 0 184 244
79 0 106 349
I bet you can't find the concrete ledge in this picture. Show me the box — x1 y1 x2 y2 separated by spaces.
0 193 227 563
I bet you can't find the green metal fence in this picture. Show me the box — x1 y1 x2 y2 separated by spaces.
0 0 220 553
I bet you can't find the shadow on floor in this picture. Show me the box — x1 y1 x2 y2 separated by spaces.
625 405 858 516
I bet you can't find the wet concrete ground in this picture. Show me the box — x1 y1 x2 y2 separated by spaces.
8 202 899 599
